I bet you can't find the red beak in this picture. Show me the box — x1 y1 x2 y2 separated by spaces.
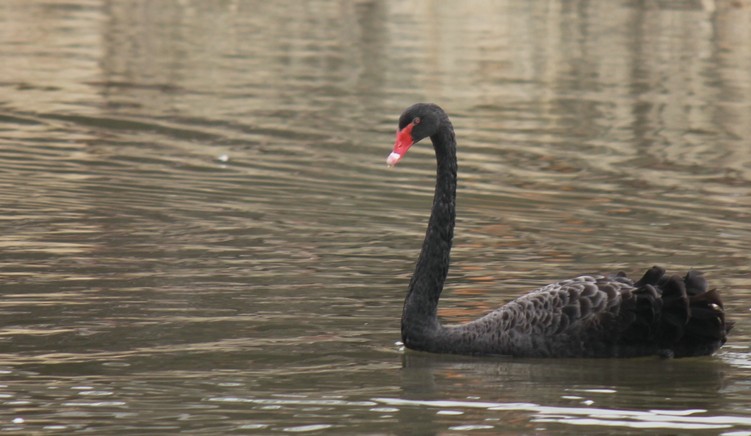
386 123 415 167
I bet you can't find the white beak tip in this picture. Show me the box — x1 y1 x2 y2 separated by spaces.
386 152 401 167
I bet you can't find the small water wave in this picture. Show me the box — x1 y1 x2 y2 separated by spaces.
373 397 751 431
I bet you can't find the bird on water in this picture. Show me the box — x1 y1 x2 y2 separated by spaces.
386 102 732 358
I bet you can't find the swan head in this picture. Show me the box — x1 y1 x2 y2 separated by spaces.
387 103 445 167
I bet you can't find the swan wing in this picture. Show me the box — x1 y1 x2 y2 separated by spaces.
453 267 729 357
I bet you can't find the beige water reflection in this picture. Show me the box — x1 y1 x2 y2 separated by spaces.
0 0 750 434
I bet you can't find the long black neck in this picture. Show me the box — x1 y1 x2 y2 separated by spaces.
401 120 457 350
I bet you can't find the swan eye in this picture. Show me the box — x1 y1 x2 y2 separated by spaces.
413 117 421 125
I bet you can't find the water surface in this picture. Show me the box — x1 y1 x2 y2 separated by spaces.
1 0 750 433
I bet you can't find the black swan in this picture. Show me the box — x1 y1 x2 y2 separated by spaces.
386 103 732 358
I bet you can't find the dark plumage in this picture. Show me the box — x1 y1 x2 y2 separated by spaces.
387 103 732 358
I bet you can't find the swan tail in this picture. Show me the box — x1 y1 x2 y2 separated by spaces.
633 266 731 357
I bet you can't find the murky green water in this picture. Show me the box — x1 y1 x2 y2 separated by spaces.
1 0 750 433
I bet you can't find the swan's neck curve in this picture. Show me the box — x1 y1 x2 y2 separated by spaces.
401 122 457 350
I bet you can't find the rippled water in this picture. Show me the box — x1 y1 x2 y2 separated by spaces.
1 0 750 433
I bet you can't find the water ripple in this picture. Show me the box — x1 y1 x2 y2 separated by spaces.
374 398 751 431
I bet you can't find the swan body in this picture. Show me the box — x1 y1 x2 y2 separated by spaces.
387 103 732 358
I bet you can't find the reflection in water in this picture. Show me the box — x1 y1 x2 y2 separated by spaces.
0 0 750 433
401 352 729 402
397 352 745 432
